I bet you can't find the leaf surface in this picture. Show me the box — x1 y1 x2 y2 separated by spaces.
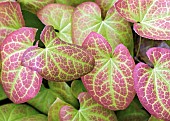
37 4 74 43
82 32 135 110
22 26 94 82
0 84 7 100
1 27 42 103
72 2 133 52
0 103 40 121
0 1 24 45
115 0 170 40
17 0 54 14
133 47 170 120
60 92 118 121
148 115 164 121
55 0 94 6
15 114 47 121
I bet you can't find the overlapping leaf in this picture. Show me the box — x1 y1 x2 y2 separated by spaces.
133 47 170 120
148 116 164 121
37 4 74 43
82 32 135 110
0 84 7 100
59 92 118 121
72 2 133 53
0 1 24 45
1 27 42 103
115 0 170 40
22 26 94 82
95 0 116 17
17 0 54 14
15 114 48 121
0 103 47 121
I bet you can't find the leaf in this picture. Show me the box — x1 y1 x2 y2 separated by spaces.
0 84 7 100
82 32 136 110
15 114 47 121
0 103 40 121
71 80 86 98
116 97 150 121
17 0 54 14
115 0 170 40
95 0 116 17
22 26 94 82
0 1 25 45
48 98 69 121
60 92 118 121
55 0 95 6
72 2 133 53
148 115 164 121
1 27 42 103
133 47 170 120
37 4 74 43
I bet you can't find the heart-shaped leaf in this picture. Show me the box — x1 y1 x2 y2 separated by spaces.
82 32 135 110
22 26 94 82
55 0 95 6
37 4 74 43
59 92 118 121
72 2 133 53
95 0 116 17
1 27 42 103
115 0 170 40
0 103 46 120
0 1 25 45
17 0 54 14
133 47 170 120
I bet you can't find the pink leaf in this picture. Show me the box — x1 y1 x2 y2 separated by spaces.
133 47 170 120
1 27 42 103
115 0 170 40
22 26 94 82
0 1 25 46
82 32 135 110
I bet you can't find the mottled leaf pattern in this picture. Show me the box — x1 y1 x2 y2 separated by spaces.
0 1 24 45
95 0 116 17
82 32 135 110
1 27 42 103
17 0 54 14
60 92 118 121
37 4 74 43
0 104 39 121
115 0 170 40
55 0 94 6
133 47 170 120
22 26 94 82
48 98 69 121
72 2 133 52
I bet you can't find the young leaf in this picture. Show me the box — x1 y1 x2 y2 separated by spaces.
82 32 135 110
1 27 42 103
115 0 170 40
22 26 94 82
60 92 118 121
133 47 170 120
0 103 40 120
0 1 25 45
17 0 54 14
37 4 74 43
72 2 133 53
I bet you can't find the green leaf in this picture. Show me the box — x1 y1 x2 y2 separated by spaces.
71 80 86 98
60 92 118 121
37 4 74 43
15 114 47 121
0 84 7 100
72 2 133 53
0 103 41 121
148 115 164 121
17 0 54 14
55 0 95 6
